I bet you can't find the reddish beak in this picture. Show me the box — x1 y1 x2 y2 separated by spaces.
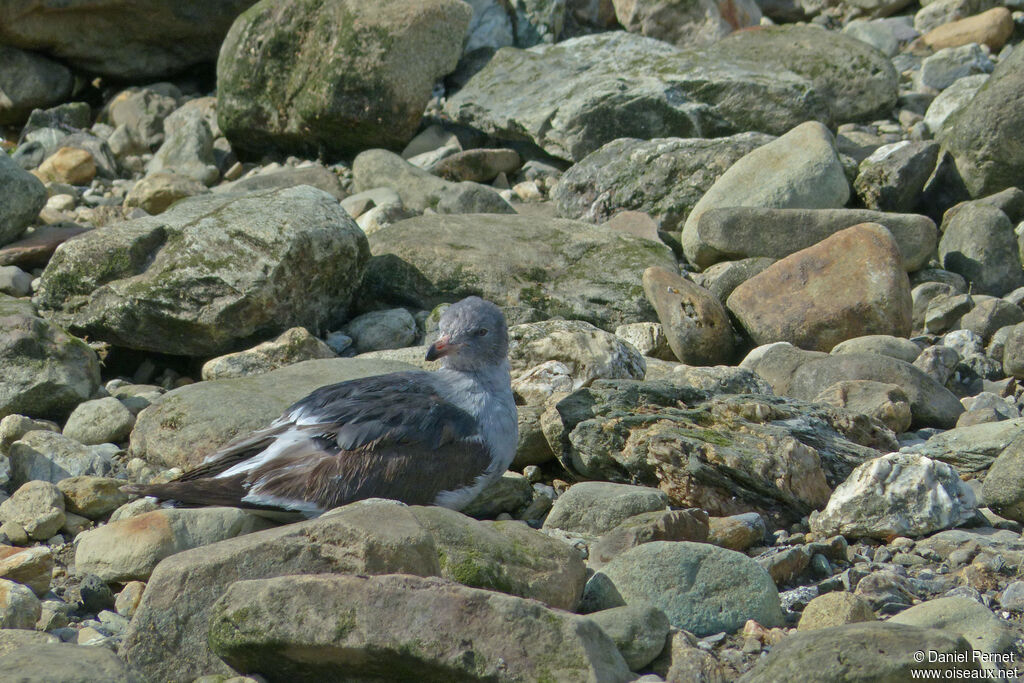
425 337 451 361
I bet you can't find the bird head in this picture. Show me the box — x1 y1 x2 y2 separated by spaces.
426 297 509 371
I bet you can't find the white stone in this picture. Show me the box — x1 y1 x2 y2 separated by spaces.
810 453 976 539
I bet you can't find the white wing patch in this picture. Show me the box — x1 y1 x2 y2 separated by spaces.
214 427 310 479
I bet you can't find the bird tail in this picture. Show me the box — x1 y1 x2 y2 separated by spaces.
121 475 249 509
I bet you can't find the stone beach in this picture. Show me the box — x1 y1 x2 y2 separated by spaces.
2 0 1024 681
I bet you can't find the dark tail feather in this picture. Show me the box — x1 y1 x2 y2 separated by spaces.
122 474 249 509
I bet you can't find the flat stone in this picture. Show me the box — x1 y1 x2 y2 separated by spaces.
590 508 709 568
543 482 669 536
200 327 336 381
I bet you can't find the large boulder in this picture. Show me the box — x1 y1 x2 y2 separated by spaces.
208 574 632 683
726 224 913 352
217 0 472 157
0 0 260 80
444 31 828 162
912 417 1024 474
706 24 899 125
543 380 883 523
681 121 850 267
34 186 369 356
0 296 100 421
688 207 937 272
130 357 414 470
120 500 589 681
0 643 140 683
364 213 676 331
552 133 774 232
937 43 1024 197
741 623 981 682
937 201 1024 297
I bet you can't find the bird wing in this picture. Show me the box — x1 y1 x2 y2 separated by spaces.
168 371 494 513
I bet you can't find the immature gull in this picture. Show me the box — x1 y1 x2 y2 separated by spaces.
124 297 518 517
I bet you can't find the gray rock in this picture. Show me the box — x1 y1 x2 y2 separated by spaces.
688 207 937 272
200 327 337 381
682 122 850 268
74 507 276 582
121 500 588 680
959 297 1024 342
809 453 976 539
445 31 828 162
854 140 940 212
924 73 988 134
130 358 415 471
889 596 1018 662
0 630 59 656
588 604 672 671
433 148 522 183
0 45 73 125
706 24 899 125
513 404 555 467
690 256 776 303
145 107 217 185
62 397 136 445
0 578 42 629
0 146 47 246
0 643 140 683
208 573 632 683
352 148 511 213
916 43 993 91
830 335 922 363
614 322 675 361
937 43 1024 197
543 482 669 536
459 471 534 518
123 172 209 215
214 163 345 201
35 186 369 356
553 133 773 232
590 508 709 568
364 213 676 331
8 430 114 487
708 512 767 551
106 85 180 152
741 622 981 682
0 480 65 541
912 417 1024 473
786 352 964 428
643 363 773 394
582 541 784 636
0 1 260 80
980 434 1024 523
938 201 1024 296
1000 581 1024 610
797 592 876 631
218 0 472 156
1003 323 1024 379
0 265 32 297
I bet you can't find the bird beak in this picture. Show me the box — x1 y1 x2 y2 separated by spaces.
425 336 451 361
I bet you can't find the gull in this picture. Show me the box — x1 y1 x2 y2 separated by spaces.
124 297 518 517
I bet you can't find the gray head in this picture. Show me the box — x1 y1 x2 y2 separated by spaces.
425 297 509 371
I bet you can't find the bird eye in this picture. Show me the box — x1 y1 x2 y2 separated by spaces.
474 328 489 336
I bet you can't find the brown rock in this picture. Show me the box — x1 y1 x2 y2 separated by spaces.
0 224 90 268
32 147 96 185
0 545 52 596
798 592 876 631
432 148 521 183
922 8 1014 51
708 512 766 551
124 172 209 214
815 380 912 433
57 476 130 520
727 224 912 352
642 266 735 365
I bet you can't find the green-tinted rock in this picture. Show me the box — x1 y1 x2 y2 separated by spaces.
445 31 827 162
365 213 676 331
707 24 898 125
582 541 785 636
0 295 100 420
34 186 369 356
217 0 472 157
